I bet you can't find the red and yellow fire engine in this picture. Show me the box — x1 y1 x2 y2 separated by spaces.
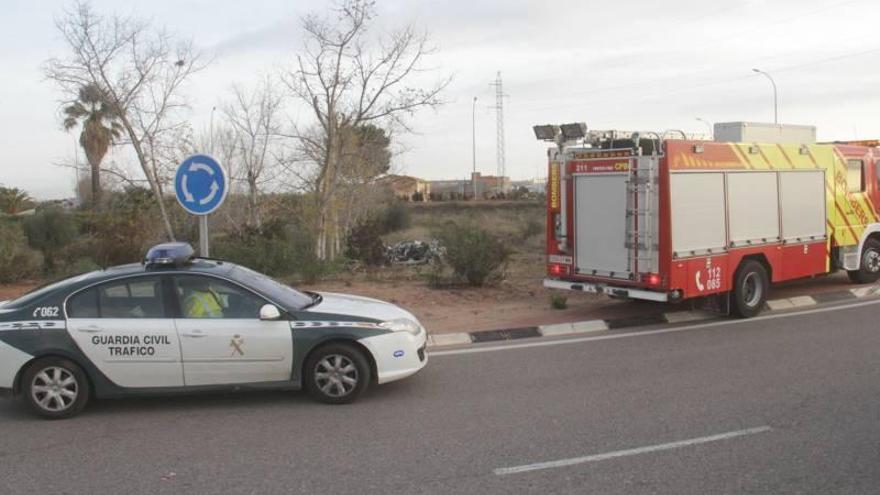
537 122 880 317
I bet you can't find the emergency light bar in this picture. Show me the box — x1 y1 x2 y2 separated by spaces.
145 242 195 267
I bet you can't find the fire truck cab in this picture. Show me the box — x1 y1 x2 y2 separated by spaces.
537 123 880 317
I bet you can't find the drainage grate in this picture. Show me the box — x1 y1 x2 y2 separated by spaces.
470 327 541 343
811 291 857 303
605 315 667 329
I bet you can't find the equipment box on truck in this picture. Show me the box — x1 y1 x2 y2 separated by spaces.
713 122 817 144
536 123 880 317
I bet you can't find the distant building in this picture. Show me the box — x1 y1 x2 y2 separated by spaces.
427 179 469 200
511 178 546 194
428 173 513 200
375 175 430 201
471 172 511 195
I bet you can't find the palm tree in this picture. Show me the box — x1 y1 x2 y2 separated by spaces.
63 84 122 207
0 187 34 215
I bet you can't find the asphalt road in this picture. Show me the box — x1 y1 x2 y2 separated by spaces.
2 301 880 494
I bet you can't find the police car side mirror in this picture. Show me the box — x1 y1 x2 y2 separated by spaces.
259 304 282 321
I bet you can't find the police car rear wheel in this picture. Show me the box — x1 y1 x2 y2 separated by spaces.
22 358 89 419
305 344 370 404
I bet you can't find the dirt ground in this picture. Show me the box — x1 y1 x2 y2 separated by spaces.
1 268 860 335
0 196 864 333
0 202 864 333
0 282 39 302
0 273 616 334
303 276 615 334
303 270 860 333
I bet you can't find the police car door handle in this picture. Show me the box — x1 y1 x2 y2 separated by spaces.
76 325 102 334
181 330 205 338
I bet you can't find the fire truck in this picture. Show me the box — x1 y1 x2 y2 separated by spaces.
536 122 880 317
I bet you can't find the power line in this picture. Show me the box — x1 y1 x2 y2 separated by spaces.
516 0 871 107
569 0 868 82
518 44 880 114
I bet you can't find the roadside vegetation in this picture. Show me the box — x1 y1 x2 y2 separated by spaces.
0 1 549 301
0 197 544 288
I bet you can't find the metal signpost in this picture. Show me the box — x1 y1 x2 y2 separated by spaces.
174 154 228 257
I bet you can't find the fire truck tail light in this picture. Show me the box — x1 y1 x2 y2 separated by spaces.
645 273 661 286
549 264 565 277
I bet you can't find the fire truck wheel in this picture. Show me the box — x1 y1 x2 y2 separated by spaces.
732 260 769 318
847 239 880 284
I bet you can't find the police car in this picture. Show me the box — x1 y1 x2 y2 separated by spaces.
0 243 428 418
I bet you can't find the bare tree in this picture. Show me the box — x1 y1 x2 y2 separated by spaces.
222 78 284 228
281 0 450 259
45 1 205 240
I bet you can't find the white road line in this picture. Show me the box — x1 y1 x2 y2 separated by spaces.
494 426 772 476
429 298 880 357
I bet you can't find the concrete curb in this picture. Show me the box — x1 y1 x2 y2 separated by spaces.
426 286 877 349
539 319 608 337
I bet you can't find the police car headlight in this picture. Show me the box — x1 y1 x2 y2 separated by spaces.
380 318 423 336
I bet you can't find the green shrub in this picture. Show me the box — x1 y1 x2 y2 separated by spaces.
345 219 387 266
0 222 43 283
296 257 344 284
520 218 544 239
433 222 511 286
380 202 411 233
550 294 568 310
81 187 163 266
214 230 299 278
54 246 102 277
23 207 77 272
213 217 338 283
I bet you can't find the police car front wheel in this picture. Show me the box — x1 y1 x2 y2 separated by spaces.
22 357 90 419
305 344 370 404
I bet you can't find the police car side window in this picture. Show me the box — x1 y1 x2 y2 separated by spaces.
175 276 266 319
101 279 164 318
67 288 99 318
69 278 165 319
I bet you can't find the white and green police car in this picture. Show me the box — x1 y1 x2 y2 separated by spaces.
0 243 428 418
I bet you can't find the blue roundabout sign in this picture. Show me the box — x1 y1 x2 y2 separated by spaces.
174 154 228 216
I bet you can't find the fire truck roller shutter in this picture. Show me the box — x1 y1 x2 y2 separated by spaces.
574 174 629 278
727 172 780 247
671 173 727 257
778 170 826 243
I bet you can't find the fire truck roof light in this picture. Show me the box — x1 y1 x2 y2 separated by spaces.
560 122 587 140
533 125 560 141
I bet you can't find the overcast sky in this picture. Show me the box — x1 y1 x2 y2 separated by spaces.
3 0 880 199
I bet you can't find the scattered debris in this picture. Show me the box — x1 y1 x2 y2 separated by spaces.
386 240 444 265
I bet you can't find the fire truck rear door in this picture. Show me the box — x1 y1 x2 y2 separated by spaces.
573 173 630 279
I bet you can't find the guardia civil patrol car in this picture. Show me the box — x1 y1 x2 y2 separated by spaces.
0 243 428 418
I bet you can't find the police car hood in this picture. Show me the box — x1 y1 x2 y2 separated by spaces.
307 292 419 323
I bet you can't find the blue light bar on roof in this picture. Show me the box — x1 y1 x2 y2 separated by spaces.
145 242 195 267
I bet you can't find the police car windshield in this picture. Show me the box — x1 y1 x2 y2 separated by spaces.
227 265 313 310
